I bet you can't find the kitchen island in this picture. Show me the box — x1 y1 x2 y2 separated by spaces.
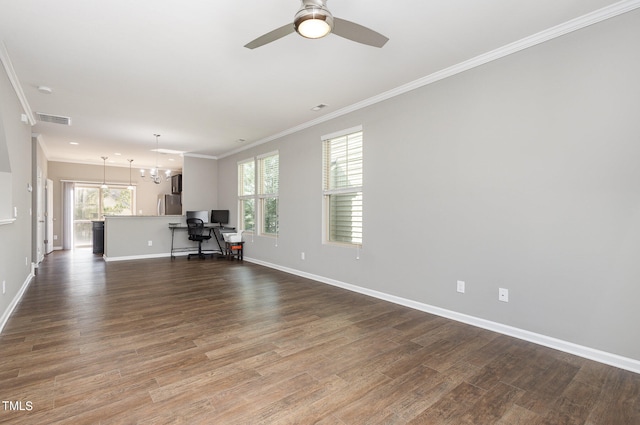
103 215 188 261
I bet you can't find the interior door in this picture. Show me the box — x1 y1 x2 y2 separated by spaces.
45 178 54 254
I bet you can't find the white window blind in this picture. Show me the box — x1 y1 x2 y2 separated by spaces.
323 131 363 245
238 159 255 232
259 153 279 196
238 159 255 197
258 153 279 236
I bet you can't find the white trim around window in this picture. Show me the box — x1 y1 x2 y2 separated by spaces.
257 151 279 237
322 128 363 246
237 151 279 237
237 158 256 233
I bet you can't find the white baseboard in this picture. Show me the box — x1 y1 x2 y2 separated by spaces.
104 252 177 262
0 272 34 334
104 250 227 262
245 257 640 375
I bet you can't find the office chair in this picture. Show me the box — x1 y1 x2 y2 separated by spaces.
187 218 213 259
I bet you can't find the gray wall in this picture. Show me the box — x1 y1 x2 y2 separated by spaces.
0 60 34 327
217 10 640 361
182 155 218 213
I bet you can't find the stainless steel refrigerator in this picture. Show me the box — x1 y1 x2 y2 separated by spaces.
157 194 182 215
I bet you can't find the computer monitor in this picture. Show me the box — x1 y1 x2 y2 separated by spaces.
186 210 209 224
211 209 229 226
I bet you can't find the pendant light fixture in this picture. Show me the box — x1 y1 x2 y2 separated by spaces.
100 156 108 189
140 133 171 184
127 159 135 190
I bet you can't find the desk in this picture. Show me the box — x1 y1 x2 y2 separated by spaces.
168 223 235 259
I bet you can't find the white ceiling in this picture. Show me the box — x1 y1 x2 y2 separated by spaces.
0 0 628 171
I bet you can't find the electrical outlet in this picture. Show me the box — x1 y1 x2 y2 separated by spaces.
499 288 509 302
54 235 58 240
301 252 305 260
148 240 153 247
457 280 465 293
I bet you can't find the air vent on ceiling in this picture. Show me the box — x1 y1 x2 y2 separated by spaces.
36 112 72 126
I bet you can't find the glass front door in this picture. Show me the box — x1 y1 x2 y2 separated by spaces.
74 186 100 247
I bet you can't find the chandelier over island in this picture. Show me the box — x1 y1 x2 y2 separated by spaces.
140 133 171 184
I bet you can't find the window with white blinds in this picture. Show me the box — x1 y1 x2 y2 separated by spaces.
258 152 279 236
238 159 255 232
323 130 363 245
238 152 279 235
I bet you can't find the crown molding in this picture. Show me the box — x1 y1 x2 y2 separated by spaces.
183 152 219 160
0 42 36 126
220 0 640 158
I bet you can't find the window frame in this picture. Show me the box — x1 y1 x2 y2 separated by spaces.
237 158 256 233
322 127 363 247
237 151 279 236
257 151 279 237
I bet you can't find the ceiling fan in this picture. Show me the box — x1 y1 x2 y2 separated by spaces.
244 0 389 49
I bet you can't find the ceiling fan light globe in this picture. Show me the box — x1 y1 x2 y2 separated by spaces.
294 5 333 39
297 18 331 38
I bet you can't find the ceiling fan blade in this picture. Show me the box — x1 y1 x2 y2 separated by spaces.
332 17 388 48
244 23 295 49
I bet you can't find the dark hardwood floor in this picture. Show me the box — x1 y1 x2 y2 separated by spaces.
0 249 638 424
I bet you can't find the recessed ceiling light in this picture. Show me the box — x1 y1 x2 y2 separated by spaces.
37 86 53 94
311 104 328 111
114 152 121 156
236 138 246 143
69 141 79 145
